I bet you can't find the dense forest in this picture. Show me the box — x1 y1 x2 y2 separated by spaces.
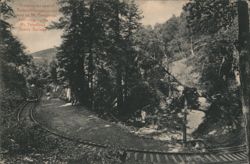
1 0 249 163
47 0 244 134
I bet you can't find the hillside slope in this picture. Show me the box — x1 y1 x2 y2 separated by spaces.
169 56 201 90
30 48 57 63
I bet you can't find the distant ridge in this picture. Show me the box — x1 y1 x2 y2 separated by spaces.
30 48 57 63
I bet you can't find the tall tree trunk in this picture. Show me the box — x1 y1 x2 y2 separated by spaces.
114 2 124 110
88 3 95 110
116 66 123 110
124 67 128 102
238 1 250 162
78 55 87 105
88 48 94 109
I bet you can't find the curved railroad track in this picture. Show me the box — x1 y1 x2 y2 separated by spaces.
17 99 248 164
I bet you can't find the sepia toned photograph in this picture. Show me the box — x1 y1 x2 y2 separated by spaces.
0 0 249 163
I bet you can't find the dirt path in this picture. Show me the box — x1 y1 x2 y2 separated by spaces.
34 97 171 151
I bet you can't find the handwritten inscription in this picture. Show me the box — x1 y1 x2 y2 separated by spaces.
15 3 58 32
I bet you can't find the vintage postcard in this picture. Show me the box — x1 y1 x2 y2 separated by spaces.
0 0 249 163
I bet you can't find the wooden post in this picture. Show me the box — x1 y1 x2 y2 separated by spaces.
238 0 250 162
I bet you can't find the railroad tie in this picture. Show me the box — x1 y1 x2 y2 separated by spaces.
150 154 154 163
222 154 236 161
241 152 248 158
227 154 240 161
134 152 138 161
218 154 230 162
127 152 131 159
177 154 185 163
209 154 220 162
204 154 215 162
156 154 161 163
236 152 247 159
171 155 179 163
143 153 147 161
164 154 169 162
199 155 209 163
231 153 244 160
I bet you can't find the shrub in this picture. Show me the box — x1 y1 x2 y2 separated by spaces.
1 123 58 154
122 82 160 119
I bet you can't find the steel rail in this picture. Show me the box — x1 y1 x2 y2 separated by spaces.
16 89 247 163
14 99 246 163
27 100 247 156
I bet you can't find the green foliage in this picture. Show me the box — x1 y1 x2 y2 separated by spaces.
1 64 27 95
52 0 152 117
135 26 166 77
0 90 24 130
128 1 243 131
124 82 160 118
153 14 191 62
0 0 14 20
0 1 38 154
1 124 58 153
205 91 242 126
184 0 237 34
21 62 49 88
132 15 192 129
0 0 30 92
50 0 242 131
48 60 58 84
183 0 243 129
94 68 116 114
191 34 237 94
